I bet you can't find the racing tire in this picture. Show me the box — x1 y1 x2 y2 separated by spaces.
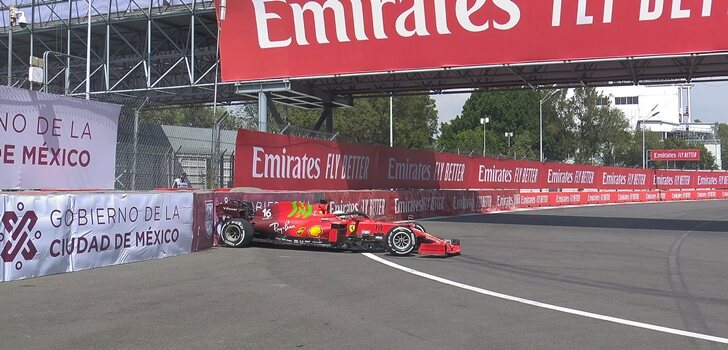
221 218 254 248
385 226 417 256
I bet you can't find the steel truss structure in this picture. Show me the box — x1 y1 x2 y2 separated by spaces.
0 0 345 108
2 1 728 110
283 52 728 98
1 0 225 105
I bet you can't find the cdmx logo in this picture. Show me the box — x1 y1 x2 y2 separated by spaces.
1 202 40 270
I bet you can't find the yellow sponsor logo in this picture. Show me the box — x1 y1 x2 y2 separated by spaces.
296 227 306 236
348 224 356 233
309 225 322 237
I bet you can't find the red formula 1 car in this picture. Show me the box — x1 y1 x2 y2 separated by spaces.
215 200 461 256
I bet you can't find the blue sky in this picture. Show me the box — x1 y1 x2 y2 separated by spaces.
434 83 728 126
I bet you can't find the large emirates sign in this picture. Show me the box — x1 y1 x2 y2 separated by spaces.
218 0 727 81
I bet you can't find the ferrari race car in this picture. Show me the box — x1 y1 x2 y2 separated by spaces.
216 200 461 256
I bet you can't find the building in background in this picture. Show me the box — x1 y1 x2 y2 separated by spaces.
115 123 237 190
596 85 721 169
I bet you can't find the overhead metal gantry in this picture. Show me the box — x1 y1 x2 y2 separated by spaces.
242 52 728 99
235 51 728 131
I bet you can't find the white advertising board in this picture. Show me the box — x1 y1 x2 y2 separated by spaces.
0 192 193 282
0 197 3 283
0 86 121 190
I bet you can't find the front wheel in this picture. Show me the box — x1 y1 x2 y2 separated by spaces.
221 218 255 248
385 226 417 256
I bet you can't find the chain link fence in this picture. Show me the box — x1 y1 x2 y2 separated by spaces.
436 147 539 161
115 120 237 191
112 100 237 191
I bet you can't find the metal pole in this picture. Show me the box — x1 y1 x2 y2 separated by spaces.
132 109 139 190
539 101 543 161
482 122 486 157
66 0 71 95
642 126 646 169
389 95 393 147
166 147 172 188
211 26 221 188
191 0 196 83
86 0 92 100
105 0 111 90
147 1 152 88
538 90 558 162
258 92 268 132
30 0 35 90
7 4 14 86
687 85 692 123
641 106 659 169
43 51 47 92
678 85 683 123
7 25 12 86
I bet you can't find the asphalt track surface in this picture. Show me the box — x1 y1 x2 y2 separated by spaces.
2 201 728 350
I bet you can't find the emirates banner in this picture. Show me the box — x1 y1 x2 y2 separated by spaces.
219 0 728 81
195 188 728 251
651 149 701 161
0 86 121 190
206 189 520 227
234 129 728 191
0 192 194 282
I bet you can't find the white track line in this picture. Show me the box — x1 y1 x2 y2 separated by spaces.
362 253 728 345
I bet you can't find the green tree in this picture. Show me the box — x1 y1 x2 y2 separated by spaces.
439 87 629 164
438 89 552 158
141 106 254 129
597 105 631 166
566 87 630 165
617 129 661 168
272 96 438 149
544 91 576 162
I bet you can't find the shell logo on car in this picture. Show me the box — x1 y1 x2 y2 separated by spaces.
308 225 322 237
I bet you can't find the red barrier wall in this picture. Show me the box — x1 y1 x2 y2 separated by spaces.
191 189 728 251
234 129 728 191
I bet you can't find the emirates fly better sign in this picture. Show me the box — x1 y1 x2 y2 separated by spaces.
219 0 727 81
650 149 701 161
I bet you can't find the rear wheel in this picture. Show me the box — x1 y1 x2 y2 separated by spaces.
221 218 254 248
386 226 417 256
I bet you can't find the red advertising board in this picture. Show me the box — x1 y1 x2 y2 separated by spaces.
235 129 471 190
650 149 701 161
234 129 728 191
218 0 728 81
194 188 728 249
